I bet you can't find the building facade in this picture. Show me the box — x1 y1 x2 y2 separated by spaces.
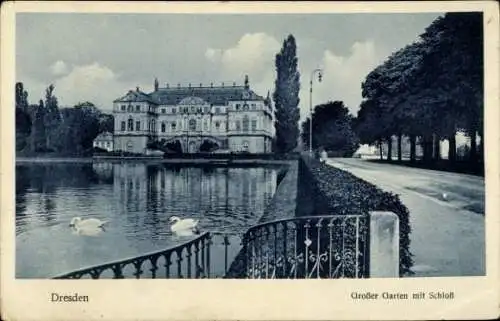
93 131 114 152
112 76 275 154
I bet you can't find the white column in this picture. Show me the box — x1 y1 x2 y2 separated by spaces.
369 211 400 278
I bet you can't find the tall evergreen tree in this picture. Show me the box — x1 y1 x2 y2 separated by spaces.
32 99 47 152
43 84 61 151
15 82 32 150
273 34 301 153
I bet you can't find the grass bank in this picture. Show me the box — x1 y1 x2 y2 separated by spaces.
298 155 414 276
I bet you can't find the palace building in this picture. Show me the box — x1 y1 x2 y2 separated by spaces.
112 75 275 154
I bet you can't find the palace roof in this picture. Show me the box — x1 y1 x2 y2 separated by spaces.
113 88 156 104
149 85 265 105
94 131 113 141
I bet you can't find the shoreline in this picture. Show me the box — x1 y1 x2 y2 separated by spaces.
16 156 292 165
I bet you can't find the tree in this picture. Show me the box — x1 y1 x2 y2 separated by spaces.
43 84 62 151
356 13 483 165
73 102 101 153
55 102 102 155
15 82 32 150
301 101 359 156
273 34 301 153
164 140 182 153
199 140 218 152
31 99 47 152
419 12 483 163
98 113 114 133
355 99 387 160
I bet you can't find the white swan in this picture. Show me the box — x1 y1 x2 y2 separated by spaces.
70 217 108 230
169 216 200 235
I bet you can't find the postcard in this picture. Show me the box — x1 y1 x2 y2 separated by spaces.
1 1 499 320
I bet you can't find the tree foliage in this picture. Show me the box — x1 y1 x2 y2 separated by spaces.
15 82 32 150
15 84 113 155
273 34 301 153
356 12 483 163
301 101 359 156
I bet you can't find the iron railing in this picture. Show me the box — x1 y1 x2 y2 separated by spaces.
53 215 370 279
53 232 213 279
239 215 370 279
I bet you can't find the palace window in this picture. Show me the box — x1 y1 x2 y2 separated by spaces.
215 121 220 130
204 107 209 113
251 119 257 132
243 104 249 111
151 119 156 132
121 105 126 111
204 120 208 131
136 121 141 131
236 104 241 110
251 103 256 110
191 107 195 113
189 119 197 131
161 108 166 114
236 120 241 131
161 122 166 133
215 107 220 114
136 105 141 112
242 115 249 132
128 105 133 112
121 121 126 131
242 141 249 151
127 118 133 131
172 108 176 114
171 122 176 131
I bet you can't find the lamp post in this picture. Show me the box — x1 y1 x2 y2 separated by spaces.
309 68 323 155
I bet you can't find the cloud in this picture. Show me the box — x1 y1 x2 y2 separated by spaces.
206 33 387 121
54 63 119 108
24 38 387 116
205 32 280 84
21 63 150 111
303 40 387 119
50 60 68 76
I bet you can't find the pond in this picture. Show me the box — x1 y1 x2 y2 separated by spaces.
16 161 279 278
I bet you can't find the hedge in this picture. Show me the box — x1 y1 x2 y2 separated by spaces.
298 155 413 276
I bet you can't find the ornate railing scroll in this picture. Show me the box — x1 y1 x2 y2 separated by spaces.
241 215 370 279
53 232 212 279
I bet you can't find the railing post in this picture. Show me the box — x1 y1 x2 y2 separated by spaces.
369 211 400 278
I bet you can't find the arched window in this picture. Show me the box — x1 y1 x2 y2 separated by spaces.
121 121 126 131
161 122 166 132
189 119 196 131
151 119 156 132
242 115 249 132
127 118 133 131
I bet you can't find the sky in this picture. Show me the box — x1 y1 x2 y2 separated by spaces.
16 12 443 119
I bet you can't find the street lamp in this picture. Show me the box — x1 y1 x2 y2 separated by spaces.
309 68 323 156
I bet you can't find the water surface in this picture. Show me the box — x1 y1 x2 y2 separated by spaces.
16 161 278 278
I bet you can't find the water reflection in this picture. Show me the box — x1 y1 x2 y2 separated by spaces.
16 161 278 278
